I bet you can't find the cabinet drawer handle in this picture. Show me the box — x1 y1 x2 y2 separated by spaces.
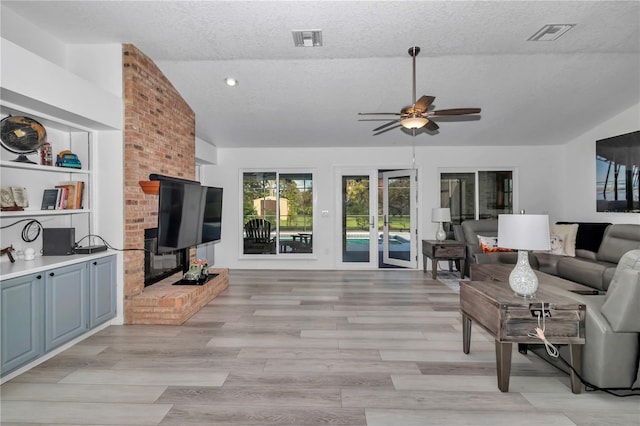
93 261 98 265
36 275 42 280
49 272 55 277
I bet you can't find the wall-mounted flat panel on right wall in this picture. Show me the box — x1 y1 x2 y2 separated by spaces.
596 130 640 213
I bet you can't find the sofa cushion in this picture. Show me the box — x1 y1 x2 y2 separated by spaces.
556 257 614 291
601 249 640 332
596 224 640 264
532 252 562 275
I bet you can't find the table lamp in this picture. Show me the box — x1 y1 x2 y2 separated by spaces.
432 208 451 241
497 213 550 298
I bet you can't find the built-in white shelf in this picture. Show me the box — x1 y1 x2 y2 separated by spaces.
0 160 90 175
0 209 91 219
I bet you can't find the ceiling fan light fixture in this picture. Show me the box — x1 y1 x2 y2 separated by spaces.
224 77 238 87
401 116 428 129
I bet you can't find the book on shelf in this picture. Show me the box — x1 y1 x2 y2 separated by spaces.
54 180 85 210
41 189 59 210
41 181 85 211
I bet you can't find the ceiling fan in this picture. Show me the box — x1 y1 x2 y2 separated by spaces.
358 46 481 135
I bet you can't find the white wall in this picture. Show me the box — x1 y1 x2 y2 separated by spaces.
200 143 565 270
562 103 640 225
0 7 66 67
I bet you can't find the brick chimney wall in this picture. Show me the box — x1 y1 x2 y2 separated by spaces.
122 44 195 323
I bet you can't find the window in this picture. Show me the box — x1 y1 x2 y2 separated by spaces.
440 170 514 226
242 171 313 255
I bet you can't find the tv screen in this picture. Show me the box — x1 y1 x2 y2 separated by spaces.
201 186 223 243
156 180 205 253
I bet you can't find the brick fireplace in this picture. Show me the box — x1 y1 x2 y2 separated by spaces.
121 44 227 324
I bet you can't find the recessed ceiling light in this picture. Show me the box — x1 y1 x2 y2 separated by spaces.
528 24 576 41
224 77 238 87
292 30 323 47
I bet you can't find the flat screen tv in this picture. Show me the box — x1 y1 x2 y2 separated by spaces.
201 186 223 243
156 180 205 253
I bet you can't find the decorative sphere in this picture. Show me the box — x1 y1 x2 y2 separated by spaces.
0 116 47 157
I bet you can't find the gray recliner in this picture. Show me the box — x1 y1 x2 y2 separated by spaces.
454 219 537 278
550 249 640 389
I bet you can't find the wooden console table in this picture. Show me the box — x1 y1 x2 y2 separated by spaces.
422 240 465 280
460 279 585 393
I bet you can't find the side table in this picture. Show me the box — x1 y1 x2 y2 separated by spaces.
422 240 465 280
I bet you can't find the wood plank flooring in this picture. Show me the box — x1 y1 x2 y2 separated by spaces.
1 269 638 425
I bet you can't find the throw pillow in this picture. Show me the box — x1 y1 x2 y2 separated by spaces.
548 233 566 255
477 235 513 253
550 223 579 257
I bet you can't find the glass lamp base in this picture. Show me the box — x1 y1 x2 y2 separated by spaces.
509 250 538 298
435 222 446 241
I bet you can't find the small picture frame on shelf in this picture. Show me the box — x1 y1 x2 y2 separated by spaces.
1 186 28 211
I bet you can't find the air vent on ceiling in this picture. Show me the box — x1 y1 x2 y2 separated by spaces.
292 30 323 47
528 24 575 41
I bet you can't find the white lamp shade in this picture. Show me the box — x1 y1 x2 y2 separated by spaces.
498 214 551 251
431 208 451 223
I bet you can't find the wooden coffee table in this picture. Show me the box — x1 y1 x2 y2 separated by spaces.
471 263 600 295
460 278 586 394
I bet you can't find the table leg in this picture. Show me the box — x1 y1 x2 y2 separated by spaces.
462 313 472 354
431 258 438 280
459 259 465 279
569 344 583 394
423 254 427 272
495 341 512 392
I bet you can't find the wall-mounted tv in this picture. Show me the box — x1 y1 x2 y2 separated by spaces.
155 178 223 254
157 180 204 253
201 186 223 244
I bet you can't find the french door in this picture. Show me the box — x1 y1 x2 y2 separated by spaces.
381 170 417 268
337 168 417 269
339 171 378 268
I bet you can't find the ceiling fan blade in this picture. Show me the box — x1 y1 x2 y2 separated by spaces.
358 118 400 122
358 112 402 116
373 120 401 132
414 95 435 113
374 124 402 135
424 120 439 131
431 108 481 116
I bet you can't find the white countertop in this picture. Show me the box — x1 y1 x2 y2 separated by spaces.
1 251 115 281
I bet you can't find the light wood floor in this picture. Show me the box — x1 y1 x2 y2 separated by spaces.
1 269 638 425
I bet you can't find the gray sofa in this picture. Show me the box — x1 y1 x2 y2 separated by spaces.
456 219 640 390
454 220 640 291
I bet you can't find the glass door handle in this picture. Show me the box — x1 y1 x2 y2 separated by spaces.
370 216 375 229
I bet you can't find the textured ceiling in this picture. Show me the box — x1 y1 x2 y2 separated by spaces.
2 1 639 148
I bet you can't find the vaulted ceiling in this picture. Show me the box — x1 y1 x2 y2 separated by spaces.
2 1 639 148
